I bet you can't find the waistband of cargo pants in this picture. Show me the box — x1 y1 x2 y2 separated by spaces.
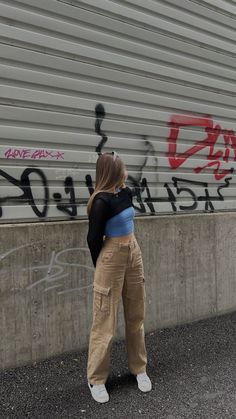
103 236 138 250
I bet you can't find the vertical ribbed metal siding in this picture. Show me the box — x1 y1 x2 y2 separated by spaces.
0 0 235 222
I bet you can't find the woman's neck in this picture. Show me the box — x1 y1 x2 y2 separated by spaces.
106 186 122 194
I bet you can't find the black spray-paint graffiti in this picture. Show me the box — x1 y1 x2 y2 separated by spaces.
0 168 49 218
91 104 232 213
53 176 77 217
95 103 108 154
92 103 158 213
0 169 77 218
163 176 231 212
127 139 157 214
0 103 233 218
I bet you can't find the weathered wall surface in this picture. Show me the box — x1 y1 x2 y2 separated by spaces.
0 0 236 369
1 213 236 369
0 0 236 221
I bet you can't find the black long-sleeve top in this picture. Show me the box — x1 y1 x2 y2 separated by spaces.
87 186 133 267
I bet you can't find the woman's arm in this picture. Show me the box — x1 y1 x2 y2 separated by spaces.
87 197 109 267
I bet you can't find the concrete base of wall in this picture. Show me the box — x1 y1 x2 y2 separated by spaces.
1 213 236 369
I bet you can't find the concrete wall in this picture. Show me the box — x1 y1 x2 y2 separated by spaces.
1 213 236 369
1 0 236 222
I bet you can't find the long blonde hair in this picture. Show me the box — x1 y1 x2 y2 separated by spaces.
87 153 126 215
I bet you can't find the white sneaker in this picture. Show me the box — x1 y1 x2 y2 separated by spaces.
136 372 152 392
88 382 109 403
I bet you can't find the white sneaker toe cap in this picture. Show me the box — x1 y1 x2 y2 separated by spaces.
88 383 109 403
136 372 152 392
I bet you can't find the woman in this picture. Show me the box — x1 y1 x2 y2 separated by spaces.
86 152 152 403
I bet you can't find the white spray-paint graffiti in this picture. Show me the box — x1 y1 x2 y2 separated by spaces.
0 244 94 295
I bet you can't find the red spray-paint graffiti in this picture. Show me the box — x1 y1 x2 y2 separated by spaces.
167 115 236 180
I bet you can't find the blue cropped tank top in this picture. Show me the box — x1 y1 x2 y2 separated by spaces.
105 206 135 237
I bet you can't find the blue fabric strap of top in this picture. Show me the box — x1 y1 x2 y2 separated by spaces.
104 206 135 237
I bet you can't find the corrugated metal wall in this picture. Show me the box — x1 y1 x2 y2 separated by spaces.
0 0 235 222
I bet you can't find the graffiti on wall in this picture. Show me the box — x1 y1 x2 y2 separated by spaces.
4 148 65 161
167 114 236 180
0 168 77 217
0 104 235 219
93 105 234 213
0 243 94 295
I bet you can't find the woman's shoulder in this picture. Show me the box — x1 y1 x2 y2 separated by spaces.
122 186 133 199
93 187 133 202
89 192 110 217
92 191 111 205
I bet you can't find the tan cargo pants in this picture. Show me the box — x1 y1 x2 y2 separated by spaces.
87 236 147 385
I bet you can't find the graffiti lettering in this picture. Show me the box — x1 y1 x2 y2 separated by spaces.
0 245 94 295
4 148 65 161
167 115 236 180
128 136 158 214
53 176 77 217
85 174 94 197
128 176 231 214
0 167 49 218
26 247 94 292
0 169 77 218
1 106 235 220
164 176 231 212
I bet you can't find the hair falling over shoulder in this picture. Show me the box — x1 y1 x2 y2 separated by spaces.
87 153 127 215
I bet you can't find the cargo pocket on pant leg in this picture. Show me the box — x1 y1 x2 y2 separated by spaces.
93 284 111 313
124 278 146 323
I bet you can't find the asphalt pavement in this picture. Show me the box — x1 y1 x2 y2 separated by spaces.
1 311 236 419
